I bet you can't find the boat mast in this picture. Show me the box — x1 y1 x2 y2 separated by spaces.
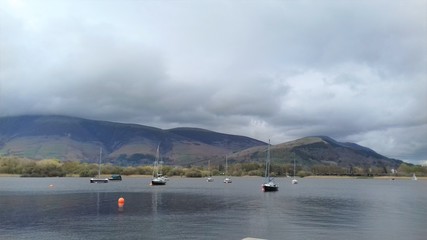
98 147 102 178
225 155 228 176
265 140 271 182
153 144 160 178
293 157 296 178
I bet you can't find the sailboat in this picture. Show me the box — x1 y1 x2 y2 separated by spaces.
90 147 109 183
207 160 214 182
412 173 418 181
292 157 298 184
262 140 278 192
151 144 167 186
223 155 232 183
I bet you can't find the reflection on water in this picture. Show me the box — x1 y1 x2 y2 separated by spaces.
296 196 363 226
0 177 426 240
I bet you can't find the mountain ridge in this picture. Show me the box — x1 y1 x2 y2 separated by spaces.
0 115 404 169
0 115 266 165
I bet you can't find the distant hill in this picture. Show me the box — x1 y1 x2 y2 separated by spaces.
228 136 404 169
0 115 405 169
0 115 266 165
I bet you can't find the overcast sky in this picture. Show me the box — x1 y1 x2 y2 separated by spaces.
0 0 426 164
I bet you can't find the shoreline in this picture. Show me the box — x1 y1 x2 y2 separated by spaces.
304 175 426 180
0 173 425 180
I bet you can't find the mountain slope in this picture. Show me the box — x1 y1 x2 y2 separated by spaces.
0 115 266 165
229 136 404 169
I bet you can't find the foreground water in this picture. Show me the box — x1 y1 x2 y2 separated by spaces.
0 177 426 240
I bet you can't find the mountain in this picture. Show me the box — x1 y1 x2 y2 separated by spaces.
0 115 266 165
0 115 404 169
228 136 404 169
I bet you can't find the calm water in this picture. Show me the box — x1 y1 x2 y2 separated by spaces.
0 177 426 240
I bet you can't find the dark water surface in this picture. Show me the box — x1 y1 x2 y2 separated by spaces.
0 177 426 240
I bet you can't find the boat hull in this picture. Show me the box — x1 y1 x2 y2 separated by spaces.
90 178 109 183
151 178 166 185
223 178 232 183
262 184 278 192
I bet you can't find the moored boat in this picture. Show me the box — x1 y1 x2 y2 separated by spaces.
108 174 122 181
90 147 109 183
261 140 278 192
292 157 298 184
207 160 214 182
223 177 232 183
90 178 108 183
262 181 278 192
151 177 167 185
223 155 232 183
151 144 166 186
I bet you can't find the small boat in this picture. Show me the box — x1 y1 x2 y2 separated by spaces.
108 174 122 181
412 173 418 181
151 176 167 185
207 160 214 182
262 140 278 192
90 147 109 183
223 155 232 183
292 157 298 184
90 178 108 183
151 144 166 186
262 180 278 192
223 177 232 183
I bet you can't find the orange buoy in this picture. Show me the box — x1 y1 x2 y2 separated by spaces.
118 197 125 205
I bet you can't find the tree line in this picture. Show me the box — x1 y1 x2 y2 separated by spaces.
0 156 425 178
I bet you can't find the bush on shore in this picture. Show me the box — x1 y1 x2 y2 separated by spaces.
0 156 425 178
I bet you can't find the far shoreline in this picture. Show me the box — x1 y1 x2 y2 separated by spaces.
0 173 425 180
304 175 426 180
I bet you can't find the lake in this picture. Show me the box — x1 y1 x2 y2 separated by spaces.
0 177 426 240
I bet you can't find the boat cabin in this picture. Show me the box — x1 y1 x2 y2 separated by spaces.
109 174 122 181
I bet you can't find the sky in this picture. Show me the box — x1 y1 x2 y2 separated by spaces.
0 0 426 165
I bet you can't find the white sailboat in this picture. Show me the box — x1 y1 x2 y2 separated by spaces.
262 140 278 192
223 155 232 183
207 160 214 182
90 147 109 183
412 173 418 181
151 144 167 186
292 157 298 184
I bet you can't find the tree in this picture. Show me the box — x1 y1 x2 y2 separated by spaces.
62 161 81 175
